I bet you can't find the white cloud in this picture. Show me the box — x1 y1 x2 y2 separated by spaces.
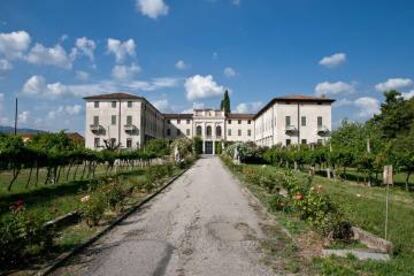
175 60 188 70
136 0 169 19
319 52 346 68
0 30 31 59
22 75 180 98
185 75 227 100
224 67 237 78
402 90 414 100
315 81 354 97
112 63 141 80
152 99 171 112
0 59 12 71
333 98 352 107
75 70 90 81
48 105 82 119
25 43 75 69
182 102 205 113
236 101 263 113
354 97 380 118
75 37 96 61
375 78 413 92
107 38 136 63
18 111 30 124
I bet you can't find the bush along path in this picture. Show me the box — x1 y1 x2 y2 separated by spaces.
0 155 197 275
220 155 414 275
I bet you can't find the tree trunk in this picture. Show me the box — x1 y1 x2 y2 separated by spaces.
66 162 72 181
73 162 80 180
44 167 51 185
406 171 412 192
8 164 21 191
81 161 87 180
35 161 40 186
25 166 33 188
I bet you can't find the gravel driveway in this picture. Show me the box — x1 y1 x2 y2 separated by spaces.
54 157 278 276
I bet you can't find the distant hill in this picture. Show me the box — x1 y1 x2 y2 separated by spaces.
0 125 45 134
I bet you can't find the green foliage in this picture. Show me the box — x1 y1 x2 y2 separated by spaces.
80 191 107 227
220 90 231 114
144 139 170 156
193 136 203 154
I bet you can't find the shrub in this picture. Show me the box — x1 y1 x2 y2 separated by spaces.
80 191 107 227
102 181 127 211
267 194 289 212
0 202 54 267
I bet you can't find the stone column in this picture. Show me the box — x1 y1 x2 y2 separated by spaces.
202 139 205 154
212 139 216 155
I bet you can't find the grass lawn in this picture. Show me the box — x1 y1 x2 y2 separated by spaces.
221 157 414 275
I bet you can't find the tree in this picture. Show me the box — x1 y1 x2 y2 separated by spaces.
220 90 231 114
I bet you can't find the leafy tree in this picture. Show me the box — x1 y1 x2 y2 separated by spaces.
220 90 231 114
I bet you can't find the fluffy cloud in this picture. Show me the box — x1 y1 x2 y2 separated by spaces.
185 75 227 100
182 102 205 113
21 75 180 98
112 63 141 80
224 67 237 78
175 60 188 70
25 43 75 69
75 70 90 81
333 98 352 107
18 111 30 124
319 52 346 68
354 97 380 118
235 101 263 113
75 37 96 61
136 0 169 19
107 38 136 63
0 30 31 59
0 59 12 71
152 98 173 112
315 81 354 97
375 78 413 92
48 105 82 119
402 90 414 100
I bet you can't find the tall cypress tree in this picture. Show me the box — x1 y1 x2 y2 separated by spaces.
221 90 231 114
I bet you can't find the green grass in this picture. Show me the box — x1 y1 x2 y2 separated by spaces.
221 157 414 275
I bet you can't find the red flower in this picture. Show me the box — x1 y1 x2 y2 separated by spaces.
294 193 304 200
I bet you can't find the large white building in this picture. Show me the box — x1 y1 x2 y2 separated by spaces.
84 92 334 154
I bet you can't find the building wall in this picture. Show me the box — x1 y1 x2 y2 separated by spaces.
85 97 332 150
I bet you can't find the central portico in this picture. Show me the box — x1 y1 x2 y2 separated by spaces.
193 108 225 155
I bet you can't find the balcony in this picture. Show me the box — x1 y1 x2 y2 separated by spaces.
90 124 104 133
285 125 297 134
317 125 330 135
124 124 137 133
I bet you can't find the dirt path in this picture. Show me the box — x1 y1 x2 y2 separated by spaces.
54 157 282 276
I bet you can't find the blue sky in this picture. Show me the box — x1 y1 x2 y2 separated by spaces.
0 0 414 133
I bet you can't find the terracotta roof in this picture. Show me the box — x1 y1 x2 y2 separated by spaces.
83 92 143 100
227 113 255 119
254 94 335 119
164 113 193 119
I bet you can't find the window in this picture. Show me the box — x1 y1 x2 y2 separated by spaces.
167 120 171 124
317 116 323 127
317 139 323 145
186 119 190 124
93 116 99 126
247 129 251 137
286 139 291 146
176 129 181 136
94 101 99 108
301 139 307 145
228 129 232 136
228 120 232 124
301 116 306 126
177 119 181 124
126 138 132 148
167 129 171 136
206 126 212 137
126 115 132 125
216 126 222 137
111 101 116 108
127 101 132 108
186 129 190 136
238 129 242 136
238 120 242 124
111 115 116 125
196 126 202 136
285 116 291 127
248 120 251 124
94 138 100 148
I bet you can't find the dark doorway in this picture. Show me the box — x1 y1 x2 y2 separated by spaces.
205 141 213 154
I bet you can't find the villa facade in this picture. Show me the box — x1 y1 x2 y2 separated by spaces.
84 92 334 154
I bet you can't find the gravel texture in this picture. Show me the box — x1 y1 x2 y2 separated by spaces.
53 157 276 276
